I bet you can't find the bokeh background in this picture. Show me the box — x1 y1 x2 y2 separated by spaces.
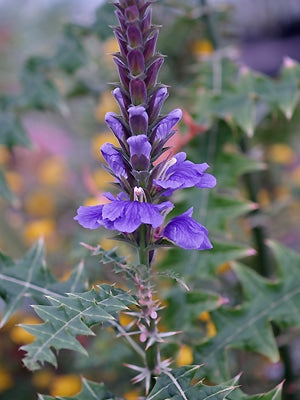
0 0 300 399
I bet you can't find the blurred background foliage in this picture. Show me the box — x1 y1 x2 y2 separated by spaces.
0 0 300 399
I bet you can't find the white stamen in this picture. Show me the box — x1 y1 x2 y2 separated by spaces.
134 186 146 202
159 157 177 180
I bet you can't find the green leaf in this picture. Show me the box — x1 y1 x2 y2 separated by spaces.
38 377 118 399
20 58 65 112
227 382 283 400
147 366 238 400
214 151 265 188
0 110 31 148
21 284 136 370
0 240 87 328
92 4 119 40
0 169 17 203
194 242 300 382
206 194 256 233
52 25 86 74
164 288 224 330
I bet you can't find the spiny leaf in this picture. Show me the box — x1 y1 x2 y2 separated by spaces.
38 377 118 399
194 242 300 382
147 366 238 400
227 381 283 400
21 284 136 370
0 240 87 328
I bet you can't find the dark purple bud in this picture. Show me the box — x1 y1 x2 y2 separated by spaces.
114 57 130 90
115 10 127 31
114 29 128 57
127 25 143 48
127 134 151 171
145 56 164 89
143 30 158 61
105 112 129 145
148 87 169 123
129 79 147 105
125 6 139 21
129 106 149 135
112 88 130 119
127 49 145 76
141 8 152 32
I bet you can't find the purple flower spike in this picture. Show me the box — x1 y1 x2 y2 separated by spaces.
101 143 128 179
129 105 149 135
127 135 151 171
129 78 147 105
153 152 216 194
163 208 213 250
105 112 129 144
152 108 182 141
143 30 158 61
148 87 169 123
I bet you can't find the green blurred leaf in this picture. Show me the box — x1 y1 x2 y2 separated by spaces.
52 25 86 74
194 242 300 382
38 377 118 399
147 366 238 399
0 240 87 328
0 169 16 203
0 110 31 148
21 284 136 370
92 3 118 40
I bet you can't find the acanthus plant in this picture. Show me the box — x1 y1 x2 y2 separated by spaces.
0 0 294 399
74 0 216 393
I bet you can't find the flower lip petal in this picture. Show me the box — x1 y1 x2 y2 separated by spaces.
74 205 104 230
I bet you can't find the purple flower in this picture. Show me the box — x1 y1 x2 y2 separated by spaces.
153 152 216 195
163 208 212 250
127 135 151 171
101 143 128 179
128 106 149 135
75 189 169 234
105 112 129 145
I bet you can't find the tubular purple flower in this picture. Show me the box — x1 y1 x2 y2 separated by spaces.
101 143 128 179
163 208 213 250
127 135 151 171
145 56 164 89
153 152 216 194
129 79 147 105
127 25 143 48
129 106 149 135
112 88 130 118
152 109 182 142
128 49 145 76
105 112 129 145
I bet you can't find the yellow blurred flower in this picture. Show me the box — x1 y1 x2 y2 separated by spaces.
92 168 112 190
124 389 140 400
103 36 120 65
32 370 55 390
216 262 232 275
176 344 193 367
257 188 270 208
0 367 13 393
50 374 82 397
10 315 41 344
192 39 214 57
5 171 23 194
24 189 55 217
119 312 135 327
94 91 119 123
198 311 217 338
0 145 10 165
268 144 296 165
99 237 115 250
91 131 118 160
291 166 300 186
38 156 66 186
23 218 56 246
